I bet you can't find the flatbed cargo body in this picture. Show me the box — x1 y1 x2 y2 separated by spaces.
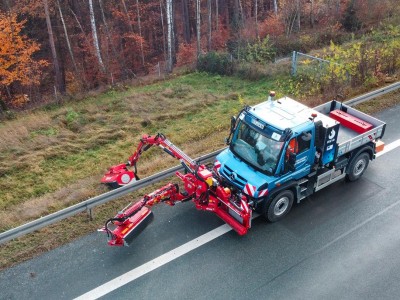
314 100 386 157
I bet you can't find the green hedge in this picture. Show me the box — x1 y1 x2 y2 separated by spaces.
197 52 234 75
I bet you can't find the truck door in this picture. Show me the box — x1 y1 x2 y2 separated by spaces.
285 131 313 175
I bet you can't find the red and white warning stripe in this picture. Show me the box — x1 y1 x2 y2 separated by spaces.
241 197 250 213
214 160 221 172
258 189 268 198
244 183 256 197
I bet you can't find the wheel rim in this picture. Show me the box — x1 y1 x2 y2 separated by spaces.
354 158 366 176
274 197 289 216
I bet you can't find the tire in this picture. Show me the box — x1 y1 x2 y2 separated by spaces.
346 152 370 182
265 190 294 222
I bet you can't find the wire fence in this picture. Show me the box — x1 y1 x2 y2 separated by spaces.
152 61 166 77
290 51 350 82
291 51 331 77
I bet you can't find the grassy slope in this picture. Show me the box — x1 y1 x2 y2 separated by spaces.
0 72 284 230
0 72 290 269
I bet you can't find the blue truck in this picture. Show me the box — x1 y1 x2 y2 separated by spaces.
215 92 386 222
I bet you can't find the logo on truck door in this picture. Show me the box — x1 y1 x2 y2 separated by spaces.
329 129 336 140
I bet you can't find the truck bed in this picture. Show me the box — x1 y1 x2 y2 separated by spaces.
313 100 386 156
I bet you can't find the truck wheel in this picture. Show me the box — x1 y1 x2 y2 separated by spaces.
346 152 370 182
265 190 294 222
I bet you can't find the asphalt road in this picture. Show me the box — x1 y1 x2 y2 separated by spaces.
1 104 400 300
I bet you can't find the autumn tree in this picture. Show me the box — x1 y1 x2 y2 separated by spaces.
88 0 106 73
207 0 212 50
181 0 191 43
0 12 47 110
280 0 302 36
166 0 174 72
341 0 361 31
43 0 65 95
196 0 201 57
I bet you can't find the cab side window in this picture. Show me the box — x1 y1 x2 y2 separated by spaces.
286 138 298 161
288 138 298 154
297 131 311 153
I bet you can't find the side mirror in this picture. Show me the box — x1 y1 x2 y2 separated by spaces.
226 116 237 145
301 132 312 141
230 116 237 132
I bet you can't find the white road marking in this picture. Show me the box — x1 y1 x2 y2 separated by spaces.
74 224 232 300
75 139 400 300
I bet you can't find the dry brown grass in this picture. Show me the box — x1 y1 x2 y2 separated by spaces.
0 124 228 231
0 112 52 150
0 73 239 227
354 90 400 114
0 176 99 227
0 128 127 186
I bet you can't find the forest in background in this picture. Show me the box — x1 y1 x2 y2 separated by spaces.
0 0 399 111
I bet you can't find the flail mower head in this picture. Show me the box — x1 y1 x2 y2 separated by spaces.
99 200 154 246
101 163 137 189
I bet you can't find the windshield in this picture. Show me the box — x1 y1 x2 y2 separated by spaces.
231 121 284 175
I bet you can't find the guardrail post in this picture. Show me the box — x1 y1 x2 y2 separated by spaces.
291 51 298 76
87 207 93 221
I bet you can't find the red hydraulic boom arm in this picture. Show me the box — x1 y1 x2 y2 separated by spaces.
101 134 197 188
100 133 253 246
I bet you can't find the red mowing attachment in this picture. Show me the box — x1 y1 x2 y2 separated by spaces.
100 133 253 246
329 109 373 134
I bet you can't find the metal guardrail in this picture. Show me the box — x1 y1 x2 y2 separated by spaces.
0 149 224 244
345 81 400 106
1 82 399 245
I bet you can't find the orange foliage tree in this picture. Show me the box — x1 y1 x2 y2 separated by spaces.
0 12 48 110
176 42 196 67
